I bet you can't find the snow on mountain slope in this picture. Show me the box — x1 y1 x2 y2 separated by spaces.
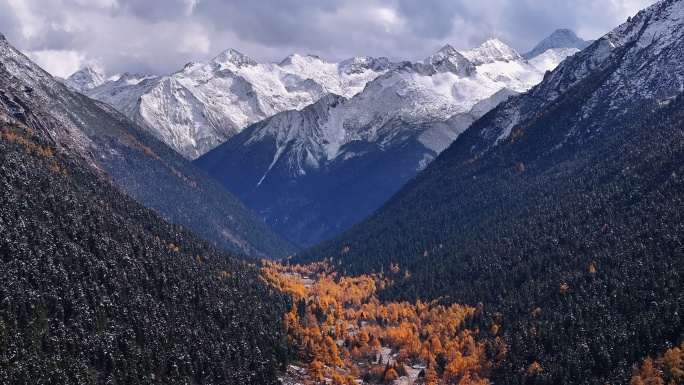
195 32 582 246
523 28 593 60
448 0 684 161
85 73 160 118
60 67 108 93
527 47 582 72
80 51 395 158
460 38 523 65
258 38 553 166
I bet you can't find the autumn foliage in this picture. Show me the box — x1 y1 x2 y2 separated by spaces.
262 259 505 384
631 342 684 385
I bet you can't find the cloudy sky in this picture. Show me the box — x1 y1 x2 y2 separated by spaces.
1 0 658 78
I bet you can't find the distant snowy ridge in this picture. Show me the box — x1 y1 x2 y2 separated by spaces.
68 30 585 159
73 51 396 158
277 36 561 165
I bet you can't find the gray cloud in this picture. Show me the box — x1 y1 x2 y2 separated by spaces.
0 0 658 78
0 0 23 45
116 0 191 22
396 0 463 39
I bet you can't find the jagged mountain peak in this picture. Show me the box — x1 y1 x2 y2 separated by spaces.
425 44 464 61
339 56 392 75
316 92 347 106
276 53 330 70
62 67 108 93
212 48 257 68
438 44 458 55
278 53 326 66
460 38 522 65
421 44 474 75
523 28 592 59
420 38 523 74
550 28 583 41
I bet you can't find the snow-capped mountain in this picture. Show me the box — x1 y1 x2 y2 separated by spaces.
60 67 108 93
522 29 593 72
523 29 593 60
195 31 584 246
84 72 160 118
453 0 684 160
521 29 593 73
78 52 395 158
74 31 582 160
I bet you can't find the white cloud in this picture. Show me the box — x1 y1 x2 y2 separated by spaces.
72 0 119 8
26 49 105 78
6 0 45 40
375 7 402 33
179 33 211 55
183 0 199 15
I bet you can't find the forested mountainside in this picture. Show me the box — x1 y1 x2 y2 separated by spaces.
0 33 294 258
300 89 684 385
0 118 290 383
296 1 684 382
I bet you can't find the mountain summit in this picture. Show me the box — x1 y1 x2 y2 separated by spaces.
61 67 108 93
523 28 592 59
461 38 523 65
212 48 258 68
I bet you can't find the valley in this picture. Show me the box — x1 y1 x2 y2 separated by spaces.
262 259 504 385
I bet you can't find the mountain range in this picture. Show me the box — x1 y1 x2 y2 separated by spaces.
65 30 591 160
194 31 591 246
62 30 591 247
65 52 396 159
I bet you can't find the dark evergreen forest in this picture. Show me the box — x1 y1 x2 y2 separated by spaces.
0 121 291 384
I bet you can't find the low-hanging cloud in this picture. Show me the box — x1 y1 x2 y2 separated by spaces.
0 0 658 78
